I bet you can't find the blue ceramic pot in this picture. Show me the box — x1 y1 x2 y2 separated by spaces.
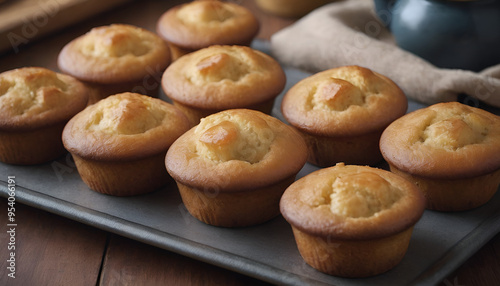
374 0 500 71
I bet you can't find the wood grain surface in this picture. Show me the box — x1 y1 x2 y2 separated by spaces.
100 234 270 285
0 0 499 285
0 199 107 286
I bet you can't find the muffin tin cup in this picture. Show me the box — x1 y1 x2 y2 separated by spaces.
298 128 384 167
0 122 67 165
176 174 297 228
389 165 500 212
71 153 172 196
291 226 415 278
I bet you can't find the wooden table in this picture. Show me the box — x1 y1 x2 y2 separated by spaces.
1 0 499 285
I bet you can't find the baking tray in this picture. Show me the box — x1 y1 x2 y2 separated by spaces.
1 41 500 286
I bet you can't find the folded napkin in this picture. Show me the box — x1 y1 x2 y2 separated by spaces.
270 0 500 108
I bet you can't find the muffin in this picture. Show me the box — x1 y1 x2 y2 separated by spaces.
156 0 259 60
0 67 89 165
165 109 307 227
162 45 286 125
62 92 190 196
280 163 425 277
58 24 171 104
256 0 336 18
380 102 500 211
281 65 407 167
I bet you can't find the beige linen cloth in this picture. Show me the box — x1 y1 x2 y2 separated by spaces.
270 0 500 108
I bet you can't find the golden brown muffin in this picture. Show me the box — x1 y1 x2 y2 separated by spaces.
62 92 190 196
280 163 425 277
0 67 89 165
256 0 336 18
281 65 407 167
380 102 500 211
162 45 286 125
58 24 171 104
165 109 307 227
156 0 259 60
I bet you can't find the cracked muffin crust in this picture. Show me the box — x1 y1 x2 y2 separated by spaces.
0 67 89 164
63 92 190 196
162 45 285 124
165 109 307 227
380 102 500 211
280 163 425 277
281 65 407 167
58 24 171 103
156 0 259 59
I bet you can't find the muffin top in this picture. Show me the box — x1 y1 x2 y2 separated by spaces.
0 67 89 131
156 0 259 50
58 24 171 84
280 163 425 240
165 109 307 192
281 65 407 137
380 102 500 179
62 92 190 161
162 45 286 109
